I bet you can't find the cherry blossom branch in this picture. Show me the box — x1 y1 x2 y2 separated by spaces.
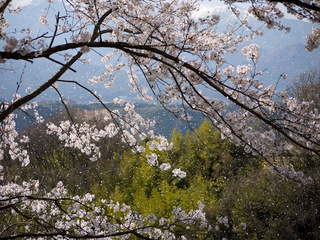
0 9 114 123
118 44 320 155
0 50 83 122
2 37 317 155
0 229 153 240
55 79 151 149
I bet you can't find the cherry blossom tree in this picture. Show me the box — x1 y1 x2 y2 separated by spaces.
0 0 319 238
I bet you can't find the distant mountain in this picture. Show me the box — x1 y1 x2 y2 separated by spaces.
0 58 135 103
259 44 320 88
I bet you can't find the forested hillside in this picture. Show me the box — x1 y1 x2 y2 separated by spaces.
3 112 319 239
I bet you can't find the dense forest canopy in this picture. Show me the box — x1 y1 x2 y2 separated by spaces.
0 0 319 239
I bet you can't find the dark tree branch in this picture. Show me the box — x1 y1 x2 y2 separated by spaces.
0 50 83 123
52 85 76 125
46 56 77 72
268 0 320 13
49 12 61 49
0 0 11 14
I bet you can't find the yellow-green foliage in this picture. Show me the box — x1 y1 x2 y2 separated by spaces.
97 119 254 221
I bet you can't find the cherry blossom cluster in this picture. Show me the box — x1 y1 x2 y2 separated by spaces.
0 113 28 165
172 168 187 179
0 101 44 173
0 180 211 239
306 27 320 51
0 102 31 168
45 100 187 179
270 164 313 185
217 216 229 227
146 151 187 178
0 180 39 198
46 120 105 161
45 101 154 161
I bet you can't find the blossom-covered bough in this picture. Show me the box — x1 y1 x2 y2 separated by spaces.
0 0 319 238
0 180 209 239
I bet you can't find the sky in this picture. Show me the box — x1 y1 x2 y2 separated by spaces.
12 0 35 7
10 0 298 21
